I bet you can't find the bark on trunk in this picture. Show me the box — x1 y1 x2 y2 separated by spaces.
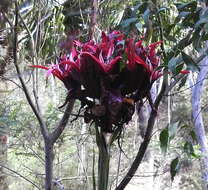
0 135 8 190
190 57 208 190
45 140 54 190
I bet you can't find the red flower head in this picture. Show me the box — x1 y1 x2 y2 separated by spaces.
31 31 163 132
30 52 81 94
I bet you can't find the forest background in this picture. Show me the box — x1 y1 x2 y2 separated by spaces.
1 0 208 190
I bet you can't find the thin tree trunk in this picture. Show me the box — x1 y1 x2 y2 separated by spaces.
115 69 168 190
12 3 76 190
77 122 89 190
190 57 208 190
45 139 54 190
0 135 8 190
89 0 98 41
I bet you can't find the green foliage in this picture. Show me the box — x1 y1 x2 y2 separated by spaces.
41 6 65 58
160 127 169 154
0 117 8 136
170 157 180 181
120 17 138 29
1 0 208 189
168 56 183 74
183 141 200 158
114 0 207 78
63 0 91 31
181 52 200 72
160 122 179 154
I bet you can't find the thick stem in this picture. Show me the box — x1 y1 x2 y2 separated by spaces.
95 126 110 190
98 143 110 190
45 139 54 190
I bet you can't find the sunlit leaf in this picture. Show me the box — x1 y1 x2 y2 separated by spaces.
135 22 143 33
143 8 150 24
168 56 183 73
121 18 138 28
169 122 179 141
157 7 168 14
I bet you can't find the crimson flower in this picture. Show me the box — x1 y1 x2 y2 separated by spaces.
31 31 163 132
31 52 81 97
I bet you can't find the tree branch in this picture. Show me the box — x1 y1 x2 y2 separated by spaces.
190 55 208 188
115 6 169 188
0 164 41 190
89 0 98 40
13 2 49 140
51 100 75 143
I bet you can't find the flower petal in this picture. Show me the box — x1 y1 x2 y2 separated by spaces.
30 65 49 70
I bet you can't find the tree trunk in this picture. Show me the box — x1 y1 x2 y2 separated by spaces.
45 139 54 190
190 57 208 190
0 135 8 190
77 122 89 190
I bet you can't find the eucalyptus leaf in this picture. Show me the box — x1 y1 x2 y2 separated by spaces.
157 7 168 14
169 122 179 141
143 8 150 24
168 56 183 73
189 130 197 142
175 63 184 75
195 17 208 28
178 11 191 18
192 29 202 50
170 157 180 181
121 17 138 28
177 75 188 90
135 22 143 33
175 1 197 12
181 52 200 72
159 128 169 154
204 22 208 33
184 141 195 156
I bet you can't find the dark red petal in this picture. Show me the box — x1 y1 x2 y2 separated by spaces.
106 56 122 72
148 41 163 48
151 71 163 81
51 69 64 80
135 40 143 48
180 70 190 74
149 41 162 56
134 55 149 70
61 60 80 71
101 31 108 43
81 52 105 72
